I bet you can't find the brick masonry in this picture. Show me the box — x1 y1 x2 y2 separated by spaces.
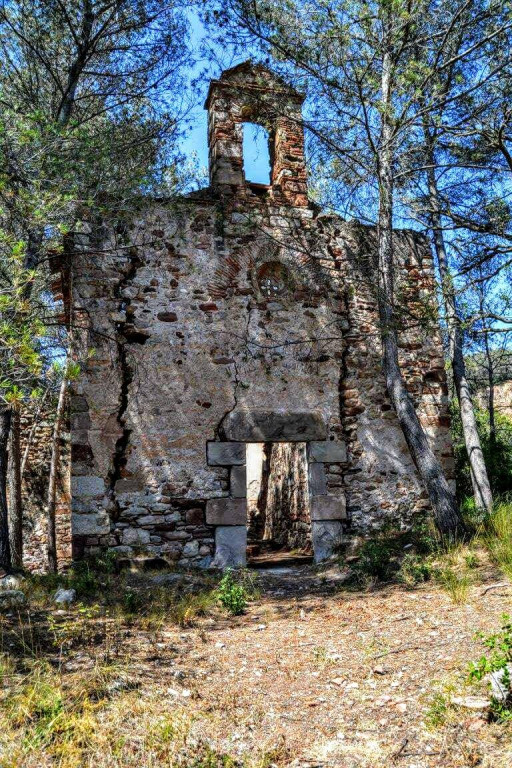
55 62 454 566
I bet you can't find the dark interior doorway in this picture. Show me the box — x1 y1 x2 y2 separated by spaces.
246 442 313 568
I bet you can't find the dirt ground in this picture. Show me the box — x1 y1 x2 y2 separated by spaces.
1 562 512 767
140 566 512 767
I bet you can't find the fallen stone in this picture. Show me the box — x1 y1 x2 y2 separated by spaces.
0 574 24 591
452 696 489 710
54 588 77 606
488 664 512 704
0 590 27 610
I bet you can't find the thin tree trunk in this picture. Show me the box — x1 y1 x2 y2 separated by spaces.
0 407 12 571
424 138 493 513
47 375 67 573
482 318 496 451
378 35 464 541
8 408 23 569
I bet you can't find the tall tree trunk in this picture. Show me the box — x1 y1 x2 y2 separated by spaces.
46 376 67 573
482 319 496 452
424 140 493 514
8 408 23 569
0 407 12 571
378 37 464 541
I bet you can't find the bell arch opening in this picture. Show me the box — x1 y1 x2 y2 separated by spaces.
242 122 272 186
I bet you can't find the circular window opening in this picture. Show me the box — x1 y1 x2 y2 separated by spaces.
256 262 289 298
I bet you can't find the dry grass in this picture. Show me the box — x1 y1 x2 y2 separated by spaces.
483 500 512 580
0 539 511 767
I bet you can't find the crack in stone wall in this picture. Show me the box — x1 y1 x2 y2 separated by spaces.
105 245 144 521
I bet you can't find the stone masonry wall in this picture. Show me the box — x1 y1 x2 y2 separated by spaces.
66 62 454 566
19 400 72 572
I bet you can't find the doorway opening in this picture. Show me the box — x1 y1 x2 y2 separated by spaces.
246 442 313 567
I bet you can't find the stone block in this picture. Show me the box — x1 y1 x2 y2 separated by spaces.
312 520 344 562
206 498 247 525
115 477 146 494
182 540 199 557
309 441 347 463
72 512 111 536
185 508 204 525
122 528 151 546
310 495 347 521
71 475 105 498
308 463 327 496
230 466 247 497
221 410 328 442
207 441 246 466
212 526 247 568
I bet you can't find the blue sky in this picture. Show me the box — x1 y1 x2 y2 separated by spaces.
178 10 271 185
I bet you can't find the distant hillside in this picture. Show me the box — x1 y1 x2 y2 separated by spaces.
477 380 512 419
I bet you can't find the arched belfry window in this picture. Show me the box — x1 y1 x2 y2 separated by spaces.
242 123 271 185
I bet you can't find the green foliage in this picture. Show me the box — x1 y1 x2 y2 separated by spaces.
451 401 512 498
397 552 433 586
424 693 450 729
468 614 512 721
67 562 101 598
483 499 512 579
351 538 399 582
468 614 512 683
216 569 248 615
347 519 439 586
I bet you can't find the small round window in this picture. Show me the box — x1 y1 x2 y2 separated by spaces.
256 262 289 298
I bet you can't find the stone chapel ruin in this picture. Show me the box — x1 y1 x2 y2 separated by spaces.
50 62 454 569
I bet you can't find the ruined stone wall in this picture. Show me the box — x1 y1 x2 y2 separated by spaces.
66 62 454 566
19 401 72 572
321 221 454 533
69 192 347 565
69 195 452 562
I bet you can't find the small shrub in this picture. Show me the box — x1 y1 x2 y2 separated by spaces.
464 551 480 569
351 538 398 583
398 553 432 586
216 569 248 616
69 561 100 597
410 516 439 555
122 590 141 615
424 692 450 729
434 566 470 604
171 590 217 627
